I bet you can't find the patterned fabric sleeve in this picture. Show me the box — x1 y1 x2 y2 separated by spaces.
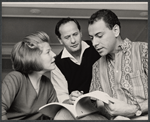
90 61 103 92
140 42 148 95
141 42 148 77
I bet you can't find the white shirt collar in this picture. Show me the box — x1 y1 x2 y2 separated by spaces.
61 41 90 65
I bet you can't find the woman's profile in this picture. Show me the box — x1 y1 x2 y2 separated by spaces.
2 31 58 120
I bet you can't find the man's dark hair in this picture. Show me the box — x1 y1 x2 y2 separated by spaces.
55 17 81 39
88 9 121 30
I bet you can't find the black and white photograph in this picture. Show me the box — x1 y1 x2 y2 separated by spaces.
1 2 148 120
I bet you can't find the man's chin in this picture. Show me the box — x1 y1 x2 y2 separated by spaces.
71 47 81 52
99 52 107 57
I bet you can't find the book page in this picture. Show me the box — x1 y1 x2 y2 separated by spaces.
75 91 110 105
39 102 77 118
39 91 111 119
73 91 111 118
75 97 98 119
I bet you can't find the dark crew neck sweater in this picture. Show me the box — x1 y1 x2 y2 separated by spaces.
55 41 100 94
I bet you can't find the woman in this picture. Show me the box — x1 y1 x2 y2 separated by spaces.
2 31 58 120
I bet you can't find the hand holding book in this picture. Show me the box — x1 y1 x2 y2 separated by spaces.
39 91 113 119
63 90 84 105
69 90 84 105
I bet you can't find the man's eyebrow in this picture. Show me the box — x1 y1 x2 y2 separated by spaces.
64 35 70 38
89 32 102 37
95 32 102 36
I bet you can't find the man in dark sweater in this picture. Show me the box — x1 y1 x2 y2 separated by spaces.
51 17 100 105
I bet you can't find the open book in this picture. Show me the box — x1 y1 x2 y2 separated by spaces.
39 91 112 119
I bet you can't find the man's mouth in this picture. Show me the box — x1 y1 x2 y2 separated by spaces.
96 47 103 51
71 44 78 48
96 47 103 53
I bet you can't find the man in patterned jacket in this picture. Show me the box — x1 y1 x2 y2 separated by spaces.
88 9 148 120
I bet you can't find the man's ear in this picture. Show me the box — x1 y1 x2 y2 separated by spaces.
57 37 63 45
113 24 120 37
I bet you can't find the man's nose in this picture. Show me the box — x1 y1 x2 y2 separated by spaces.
92 37 99 47
70 36 76 43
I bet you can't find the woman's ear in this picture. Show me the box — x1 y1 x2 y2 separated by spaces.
113 24 120 37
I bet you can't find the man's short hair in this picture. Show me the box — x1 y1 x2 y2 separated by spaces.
55 17 81 39
11 31 50 74
88 9 121 30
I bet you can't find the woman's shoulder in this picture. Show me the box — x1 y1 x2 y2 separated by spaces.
3 71 26 83
6 71 23 77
